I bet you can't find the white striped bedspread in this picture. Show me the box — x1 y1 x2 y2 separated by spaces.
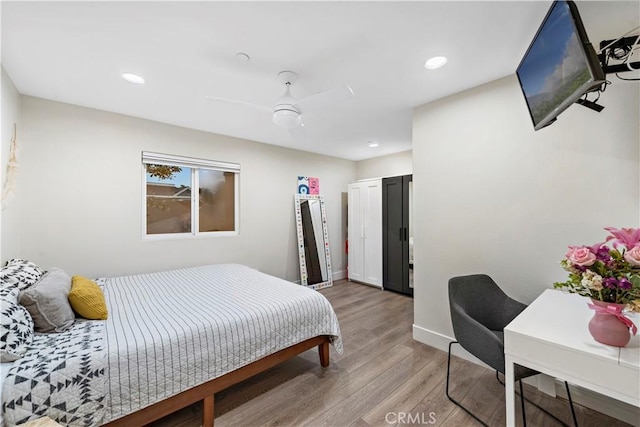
100 263 342 424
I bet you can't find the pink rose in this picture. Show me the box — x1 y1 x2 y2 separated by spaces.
565 246 579 259
566 246 596 266
624 246 640 267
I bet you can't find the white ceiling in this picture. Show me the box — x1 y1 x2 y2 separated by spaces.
2 1 638 161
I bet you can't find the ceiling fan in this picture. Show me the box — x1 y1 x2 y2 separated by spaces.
205 71 355 132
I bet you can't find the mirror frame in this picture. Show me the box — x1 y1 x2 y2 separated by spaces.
294 194 333 289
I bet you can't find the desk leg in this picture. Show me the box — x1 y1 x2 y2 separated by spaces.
505 355 516 427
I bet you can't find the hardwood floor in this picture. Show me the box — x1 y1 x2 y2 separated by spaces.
150 280 632 427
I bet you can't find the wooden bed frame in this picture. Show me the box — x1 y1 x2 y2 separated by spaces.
103 335 331 427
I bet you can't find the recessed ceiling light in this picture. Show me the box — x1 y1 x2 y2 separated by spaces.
368 141 379 148
121 73 145 84
425 56 448 70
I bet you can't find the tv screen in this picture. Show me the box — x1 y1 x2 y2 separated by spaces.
516 0 605 130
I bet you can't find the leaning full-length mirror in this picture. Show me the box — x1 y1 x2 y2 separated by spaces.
294 194 333 289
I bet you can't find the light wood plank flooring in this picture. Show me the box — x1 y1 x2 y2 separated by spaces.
150 280 632 427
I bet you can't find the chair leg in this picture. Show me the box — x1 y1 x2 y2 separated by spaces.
565 381 578 427
446 341 488 427
496 373 577 427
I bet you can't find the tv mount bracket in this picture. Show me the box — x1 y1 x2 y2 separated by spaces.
575 32 639 114
598 34 640 75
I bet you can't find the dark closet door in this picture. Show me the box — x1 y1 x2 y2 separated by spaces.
402 175 412 296
382 176 404 293
383 175 412 296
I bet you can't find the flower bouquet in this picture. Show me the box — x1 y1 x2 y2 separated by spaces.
554 227 640 346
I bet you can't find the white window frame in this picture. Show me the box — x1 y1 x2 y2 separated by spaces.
142 151 240 239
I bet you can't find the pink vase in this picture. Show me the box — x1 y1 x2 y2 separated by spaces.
588 299 631 347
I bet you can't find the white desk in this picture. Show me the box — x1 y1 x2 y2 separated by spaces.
504 289 640 426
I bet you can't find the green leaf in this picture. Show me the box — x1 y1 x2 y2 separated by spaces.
146 164 182 180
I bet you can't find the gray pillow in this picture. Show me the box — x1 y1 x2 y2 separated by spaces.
19 268 75 333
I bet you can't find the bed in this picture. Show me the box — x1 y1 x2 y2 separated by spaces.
1 263 342 426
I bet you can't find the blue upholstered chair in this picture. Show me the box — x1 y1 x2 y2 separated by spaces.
446 274 578 427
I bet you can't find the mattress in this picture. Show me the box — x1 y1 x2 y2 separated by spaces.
100 263 342 423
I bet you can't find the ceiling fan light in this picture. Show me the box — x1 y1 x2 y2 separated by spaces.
273 109 301 128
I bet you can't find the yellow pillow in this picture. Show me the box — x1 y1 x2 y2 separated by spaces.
68 276 108 320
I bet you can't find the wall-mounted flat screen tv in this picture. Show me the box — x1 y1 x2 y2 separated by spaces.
516 0 606 130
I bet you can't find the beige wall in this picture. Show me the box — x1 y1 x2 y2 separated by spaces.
1 67 22 264
356 149 412 180
17 96 356 280
412 74 639 348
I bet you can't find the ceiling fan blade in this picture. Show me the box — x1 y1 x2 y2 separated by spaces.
204 96 271 112
294 85 355 111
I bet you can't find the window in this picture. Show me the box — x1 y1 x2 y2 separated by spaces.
142 152 239 237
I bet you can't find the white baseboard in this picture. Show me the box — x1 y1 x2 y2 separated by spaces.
412 324 489 368
411 324 640 424
412 324 453 353
332 269 346 281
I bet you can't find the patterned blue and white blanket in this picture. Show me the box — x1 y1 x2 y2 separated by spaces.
1 320 107 426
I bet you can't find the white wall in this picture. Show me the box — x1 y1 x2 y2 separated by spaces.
412 74 639 347
356 149 412 180
17 96 355 280
1 67 22 264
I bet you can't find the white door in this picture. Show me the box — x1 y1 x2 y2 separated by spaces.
348 183 364 281
363 180 382 286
